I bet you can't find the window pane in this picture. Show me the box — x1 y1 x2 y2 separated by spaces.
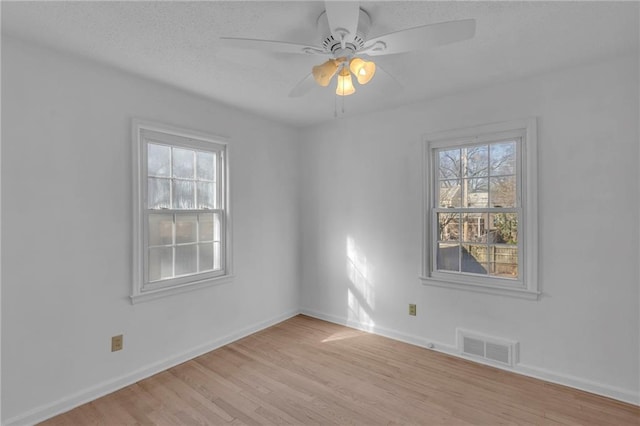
172 148 195 179
490 246 518 278
464 145 488 178
462 244 488 275
213 242 221 270
149 247 173 281
490 176 516 208
439 180 460 207
489 213 518 244
437 243 459 271
438 149 460 179
148 214 173 246
429 135 525 287
196 151 215 181
199 213 214 242
175 214 197 244
175 245 197 276
197 182 215 209
172 180 195 209
462 178 488 208
462 213 488 242
148 177 170 209
148 144 170 177
438 213 459 241
490 141 516 176
214 213 221 242
199 243 214 271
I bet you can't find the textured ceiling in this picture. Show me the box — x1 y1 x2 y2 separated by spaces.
2 1 638 127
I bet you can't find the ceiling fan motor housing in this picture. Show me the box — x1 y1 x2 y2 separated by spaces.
317 8 371 56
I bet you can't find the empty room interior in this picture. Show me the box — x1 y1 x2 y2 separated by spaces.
2 1 639 425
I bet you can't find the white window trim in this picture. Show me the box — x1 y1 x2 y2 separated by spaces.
131 119 233 304
420 118 539 300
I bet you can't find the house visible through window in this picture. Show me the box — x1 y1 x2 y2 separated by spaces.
132 121 232 303
421 119 538 299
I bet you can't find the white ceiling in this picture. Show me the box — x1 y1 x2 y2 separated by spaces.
2 1 638 128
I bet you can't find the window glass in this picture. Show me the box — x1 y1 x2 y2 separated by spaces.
434 140 521 281
148 144 171 177
172 148 194 179
196 151 215 181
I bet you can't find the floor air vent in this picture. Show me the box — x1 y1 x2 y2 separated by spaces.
457 329 518 367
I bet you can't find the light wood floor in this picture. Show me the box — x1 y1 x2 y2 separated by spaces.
42 315 639 425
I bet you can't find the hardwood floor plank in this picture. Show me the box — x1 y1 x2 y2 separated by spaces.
40 315 640 425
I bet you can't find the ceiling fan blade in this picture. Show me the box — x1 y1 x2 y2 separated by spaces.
220 37 326 55
289 73 317 98
324 1 360 43
363 19 476 56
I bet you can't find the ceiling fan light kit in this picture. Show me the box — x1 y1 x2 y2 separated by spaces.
311 56 374 94
349 57 375 85
336 66 356 96
312 59 340 87
220 1 476 101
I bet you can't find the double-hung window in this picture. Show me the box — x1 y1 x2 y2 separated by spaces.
132 120 232 303
421 119 538 299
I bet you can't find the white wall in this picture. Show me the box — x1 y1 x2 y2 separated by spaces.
299 54 640 403
1 36 301 423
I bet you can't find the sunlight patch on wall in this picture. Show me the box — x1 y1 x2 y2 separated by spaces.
347 235 375 331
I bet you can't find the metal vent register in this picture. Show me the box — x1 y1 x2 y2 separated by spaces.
458 329 518 367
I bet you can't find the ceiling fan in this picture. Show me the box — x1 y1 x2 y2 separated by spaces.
220 2 476 98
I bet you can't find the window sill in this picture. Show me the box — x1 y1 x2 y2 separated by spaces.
419 275 539 300
131 274 234 304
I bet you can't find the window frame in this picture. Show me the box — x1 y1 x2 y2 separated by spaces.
132 119 233 304
421 118 538 299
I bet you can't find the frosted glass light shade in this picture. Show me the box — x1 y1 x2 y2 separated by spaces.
336 68 355 96
312 60 339 86
349 57 376 85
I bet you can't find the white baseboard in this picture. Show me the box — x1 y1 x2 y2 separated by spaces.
300 308 640 406
4 309 300 426
513 363 639 406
